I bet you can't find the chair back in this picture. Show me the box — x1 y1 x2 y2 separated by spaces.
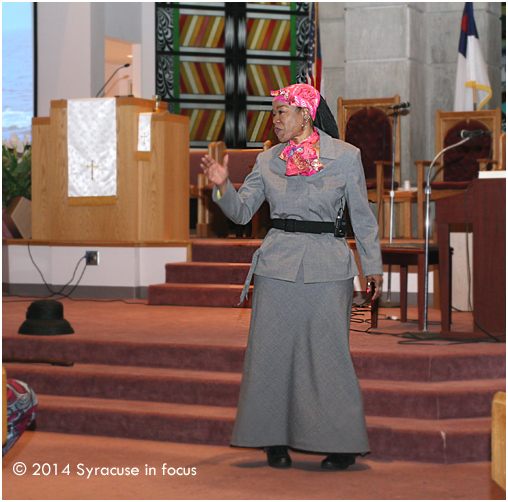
435 109 502 182
189 150 208 188
209 142 264 184
338 96 401 183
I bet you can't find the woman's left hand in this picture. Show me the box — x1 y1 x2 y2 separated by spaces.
366 274 383 302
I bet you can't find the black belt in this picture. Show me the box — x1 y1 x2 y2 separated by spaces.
272 218 335 234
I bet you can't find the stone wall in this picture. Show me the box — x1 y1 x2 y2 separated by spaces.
320 2 502 181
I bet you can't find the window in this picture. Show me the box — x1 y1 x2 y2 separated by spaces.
2 2 35 142
156 2 309 148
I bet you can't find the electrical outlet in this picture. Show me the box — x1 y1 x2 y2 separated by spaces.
86 251 99 266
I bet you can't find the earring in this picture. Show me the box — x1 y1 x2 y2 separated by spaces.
301 116 310 129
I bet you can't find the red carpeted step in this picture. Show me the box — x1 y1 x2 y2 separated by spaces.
32 394 492 463
352 351 506 382
165 263 251 284
3 334 505 381
360 378 505 419
4 363 242 408
4 362 504 420
191 239 262 263
147 283 253 307
367 415 492 463
35 395 236 446
3 336 247 373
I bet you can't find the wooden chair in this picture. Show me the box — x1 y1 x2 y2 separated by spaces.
415 108 502 238
478 132 506 171
337 96 404 237
196 142 270 238
189 149 208 234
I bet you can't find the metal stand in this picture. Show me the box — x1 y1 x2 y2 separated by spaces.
405 136 471 339
388 110 398 245
380 108 400 308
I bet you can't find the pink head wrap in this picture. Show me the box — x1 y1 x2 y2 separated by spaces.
270 83 321 120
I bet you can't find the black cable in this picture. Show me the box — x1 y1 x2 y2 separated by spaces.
1 243 158 305
350 301 504 344
65 297 147 305
3 243 87 302
452 306 469 312
26 241 60 297
2 294 147 305
55 258 88 299
32 242 87 295
398 337 503 346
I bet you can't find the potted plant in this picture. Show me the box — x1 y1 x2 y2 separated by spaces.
3 134 32 238
2 133 31 209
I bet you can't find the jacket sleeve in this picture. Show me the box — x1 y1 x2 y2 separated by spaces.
345 149 383 276
212 157 266 225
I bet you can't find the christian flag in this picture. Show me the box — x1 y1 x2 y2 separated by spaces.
453 2 492 111
307 2 323 95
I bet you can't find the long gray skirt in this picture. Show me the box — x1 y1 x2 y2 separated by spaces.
231 265 370 454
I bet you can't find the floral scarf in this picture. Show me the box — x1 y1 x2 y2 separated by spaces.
279 130 323 176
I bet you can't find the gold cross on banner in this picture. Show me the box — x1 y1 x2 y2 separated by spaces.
86 160 99 180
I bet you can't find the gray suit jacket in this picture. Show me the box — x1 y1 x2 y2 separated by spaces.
213 128 383 283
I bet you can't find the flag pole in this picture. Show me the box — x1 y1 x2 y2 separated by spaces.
473 86 477 111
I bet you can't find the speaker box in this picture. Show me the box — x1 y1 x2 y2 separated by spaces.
3 196 32 239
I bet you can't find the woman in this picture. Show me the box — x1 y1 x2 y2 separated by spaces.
201 84 383 470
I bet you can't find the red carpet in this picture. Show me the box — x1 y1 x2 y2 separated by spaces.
3 288 504 465
3 431 506 500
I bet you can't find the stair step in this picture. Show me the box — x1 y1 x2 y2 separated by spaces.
165 262 251 285
33 394 493 463
352 351 506 382
366 415 492 463
3 335 247 373
35 394 236 446
147 283 253 308
4 363 242 408
4 363 504 420
3 334 505 381
191 239 261 263
360 378 505 419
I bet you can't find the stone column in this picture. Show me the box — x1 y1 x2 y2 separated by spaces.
342 2 424 183
319 3 346 112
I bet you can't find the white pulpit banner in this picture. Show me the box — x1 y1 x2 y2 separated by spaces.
137 113 153 152
67 98 117 198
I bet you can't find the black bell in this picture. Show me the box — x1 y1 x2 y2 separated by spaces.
18 300 74 336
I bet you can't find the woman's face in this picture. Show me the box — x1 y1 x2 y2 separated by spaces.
272 101 308 144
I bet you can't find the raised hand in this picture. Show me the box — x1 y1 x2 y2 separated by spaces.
200 154 229 195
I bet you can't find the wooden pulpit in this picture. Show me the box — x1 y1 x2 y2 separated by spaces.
31 97 189 242
435 178 506 338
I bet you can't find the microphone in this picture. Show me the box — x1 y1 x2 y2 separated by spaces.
388 102 410 110
95 63 130 98
459 130 492 139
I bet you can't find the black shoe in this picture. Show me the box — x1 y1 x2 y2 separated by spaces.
265 445 292 468
321 453 356 470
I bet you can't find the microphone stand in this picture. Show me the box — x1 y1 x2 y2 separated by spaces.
388 108 398 246
95 63 130 98
405 135 472 338
380 105 404 308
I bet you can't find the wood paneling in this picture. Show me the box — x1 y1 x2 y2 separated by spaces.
31 98 189 242
31 117 51 239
